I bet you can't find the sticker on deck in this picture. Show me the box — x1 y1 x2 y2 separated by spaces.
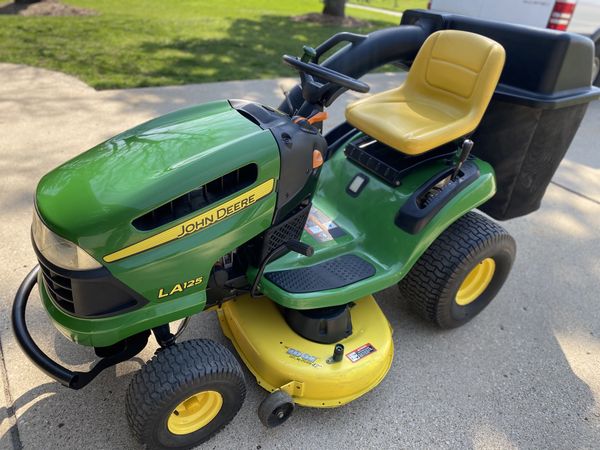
304 206 346 242
285 347 321 368
346 343 377 363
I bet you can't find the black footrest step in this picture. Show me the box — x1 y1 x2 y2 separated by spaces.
265 254 376 293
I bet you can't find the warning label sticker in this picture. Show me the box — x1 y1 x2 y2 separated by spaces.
304 206 346 243
346 343 377 363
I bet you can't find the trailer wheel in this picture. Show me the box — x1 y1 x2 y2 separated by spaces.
398 212 516 329
126 339 246 450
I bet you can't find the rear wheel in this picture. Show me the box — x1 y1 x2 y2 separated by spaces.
398 212 516 328
126 339 246 450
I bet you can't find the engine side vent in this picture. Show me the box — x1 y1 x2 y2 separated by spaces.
133 163 258 231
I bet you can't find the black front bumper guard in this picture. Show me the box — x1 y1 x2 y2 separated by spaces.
12 266 149 390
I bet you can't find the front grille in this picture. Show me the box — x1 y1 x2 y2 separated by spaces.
40 263 75 314
36 254 147 318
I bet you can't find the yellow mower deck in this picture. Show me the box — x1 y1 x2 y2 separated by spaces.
217 294 393 408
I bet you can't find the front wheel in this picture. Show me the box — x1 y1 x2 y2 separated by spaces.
126 339 246 450
398 212 516 329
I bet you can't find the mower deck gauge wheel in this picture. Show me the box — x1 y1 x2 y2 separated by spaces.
258 390 295 428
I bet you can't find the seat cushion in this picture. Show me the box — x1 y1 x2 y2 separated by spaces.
346 89 472 155
345 30 505 156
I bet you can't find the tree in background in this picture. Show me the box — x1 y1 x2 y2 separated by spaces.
323 0 346 17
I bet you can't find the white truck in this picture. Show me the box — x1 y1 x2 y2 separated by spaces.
428 0 600 85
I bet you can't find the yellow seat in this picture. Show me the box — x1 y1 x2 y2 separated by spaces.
345 30 505 155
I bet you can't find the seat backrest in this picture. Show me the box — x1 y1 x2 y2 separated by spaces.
404 30 505 120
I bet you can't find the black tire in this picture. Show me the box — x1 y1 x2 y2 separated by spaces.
257 390 295 428
398 211 516 329
126 339 246 450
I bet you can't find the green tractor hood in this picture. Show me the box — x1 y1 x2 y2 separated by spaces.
36 100 280 261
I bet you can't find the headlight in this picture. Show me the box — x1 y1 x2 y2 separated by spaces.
32 212 101 271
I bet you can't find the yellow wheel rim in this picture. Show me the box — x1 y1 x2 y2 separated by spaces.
167 391 223 435
456 258 495 306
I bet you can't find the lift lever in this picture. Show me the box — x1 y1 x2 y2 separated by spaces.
451 139 474 181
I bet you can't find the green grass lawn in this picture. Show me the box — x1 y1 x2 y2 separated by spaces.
0 0 412 89
350 0 428 12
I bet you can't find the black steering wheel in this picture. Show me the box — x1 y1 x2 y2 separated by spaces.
282 55 370 94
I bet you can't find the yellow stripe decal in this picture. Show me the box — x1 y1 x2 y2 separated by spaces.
104 178 275 263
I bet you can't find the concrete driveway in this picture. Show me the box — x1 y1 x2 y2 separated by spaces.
1 64 599 450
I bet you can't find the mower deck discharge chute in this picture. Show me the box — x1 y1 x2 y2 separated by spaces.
12 9 599 450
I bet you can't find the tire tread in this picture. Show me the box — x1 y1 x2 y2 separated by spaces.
398 211 515 327
125 339 245 449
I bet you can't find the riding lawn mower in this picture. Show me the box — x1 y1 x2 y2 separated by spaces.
12 9 600 450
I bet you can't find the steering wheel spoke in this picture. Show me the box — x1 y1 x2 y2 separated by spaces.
282 54 370 101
